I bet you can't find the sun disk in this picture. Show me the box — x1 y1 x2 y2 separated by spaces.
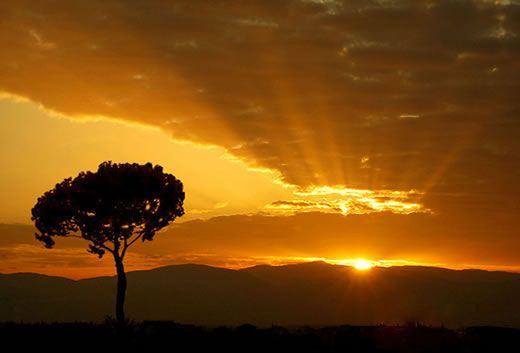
353 259 373 271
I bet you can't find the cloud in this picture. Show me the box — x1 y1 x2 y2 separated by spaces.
266 186 428 214
0 1 519 233
2 210 520 279
266 185 429 215
0 1 518 184
266 197 426 215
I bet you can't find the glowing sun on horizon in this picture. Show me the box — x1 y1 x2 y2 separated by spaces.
353 259 373 271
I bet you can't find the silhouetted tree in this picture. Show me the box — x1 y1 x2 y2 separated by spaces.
31 161 185 324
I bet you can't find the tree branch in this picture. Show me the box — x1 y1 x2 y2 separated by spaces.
100 244 114 254
121 236 128 259
121 232 143 258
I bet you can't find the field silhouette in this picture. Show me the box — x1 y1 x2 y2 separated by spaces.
0 321 518 352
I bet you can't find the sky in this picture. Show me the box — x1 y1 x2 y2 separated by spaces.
1 0 520 278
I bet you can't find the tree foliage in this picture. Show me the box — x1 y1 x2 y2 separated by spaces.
31 161 185 258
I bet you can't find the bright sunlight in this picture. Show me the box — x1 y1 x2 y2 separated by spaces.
353 259 373 271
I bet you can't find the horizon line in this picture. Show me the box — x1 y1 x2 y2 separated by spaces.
2 260 520 281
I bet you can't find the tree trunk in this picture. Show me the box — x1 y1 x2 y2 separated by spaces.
114 256 127 325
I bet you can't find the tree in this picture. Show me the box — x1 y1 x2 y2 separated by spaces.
31 161 185 324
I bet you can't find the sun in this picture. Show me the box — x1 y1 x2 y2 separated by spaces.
353 259 373 271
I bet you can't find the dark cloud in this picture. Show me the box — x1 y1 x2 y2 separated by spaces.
0 1 519 241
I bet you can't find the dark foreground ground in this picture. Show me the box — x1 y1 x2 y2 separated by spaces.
0 322 519 352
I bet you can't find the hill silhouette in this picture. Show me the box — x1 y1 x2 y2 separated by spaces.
1 262 519 327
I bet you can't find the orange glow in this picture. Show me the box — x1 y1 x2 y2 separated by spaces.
0 0 519 281
353 259 373 271
0 97 289 223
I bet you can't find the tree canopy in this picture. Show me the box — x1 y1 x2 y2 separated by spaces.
31 161 185 258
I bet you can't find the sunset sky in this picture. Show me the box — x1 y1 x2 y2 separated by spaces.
1 0 520 278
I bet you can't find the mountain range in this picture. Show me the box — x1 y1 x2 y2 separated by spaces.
1 261 519 327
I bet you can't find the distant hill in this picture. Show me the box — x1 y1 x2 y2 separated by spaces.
1 262 519 327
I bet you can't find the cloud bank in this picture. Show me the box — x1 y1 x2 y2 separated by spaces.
0 1 519 232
